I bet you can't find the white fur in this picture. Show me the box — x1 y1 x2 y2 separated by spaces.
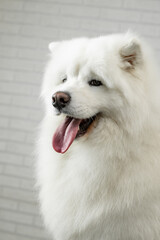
36 32 160 240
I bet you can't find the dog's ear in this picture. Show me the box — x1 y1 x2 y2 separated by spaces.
48 42 59 52
120 39 142 70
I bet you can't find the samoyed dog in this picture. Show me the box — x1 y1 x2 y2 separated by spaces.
36 32 160 240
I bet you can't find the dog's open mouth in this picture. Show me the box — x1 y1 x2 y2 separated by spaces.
52 115 97 153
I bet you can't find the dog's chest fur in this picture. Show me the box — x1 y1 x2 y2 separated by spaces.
38 118 160 240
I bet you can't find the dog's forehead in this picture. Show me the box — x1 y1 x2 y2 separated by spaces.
53 36 116 82
65 39 109 76
67 56 88 77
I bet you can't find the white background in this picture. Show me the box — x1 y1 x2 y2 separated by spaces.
0 0 160 239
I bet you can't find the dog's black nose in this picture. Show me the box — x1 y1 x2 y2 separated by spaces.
52 92 71 110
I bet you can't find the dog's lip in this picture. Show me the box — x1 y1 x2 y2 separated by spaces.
64 113 100 139
76 115 97 138
52 112 101 154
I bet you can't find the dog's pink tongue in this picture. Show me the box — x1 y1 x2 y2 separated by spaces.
52 117 81 153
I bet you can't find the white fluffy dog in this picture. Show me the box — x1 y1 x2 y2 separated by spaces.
36 32 160 240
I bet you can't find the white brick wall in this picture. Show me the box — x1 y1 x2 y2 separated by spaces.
0 0 160 239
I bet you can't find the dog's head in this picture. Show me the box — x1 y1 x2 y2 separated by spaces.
41 32 156 153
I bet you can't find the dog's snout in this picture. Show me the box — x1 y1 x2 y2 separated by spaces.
52 92 71 110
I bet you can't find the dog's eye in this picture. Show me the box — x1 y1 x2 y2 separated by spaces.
88 79 102 87
62 78 67 83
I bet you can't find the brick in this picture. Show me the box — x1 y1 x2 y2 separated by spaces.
21 25 59 39
0 117 9 128
0 11 4 20
141 12 160 25
0 141 6 151
0 46 17 58
146 37 160 51
5 141 33 156
36 38 53 49
0 22 20 34
123 0 160 12
84 0 122 7
28 109 42 121
33 216 44 228
24 1 60 14
41 15 80 29
0 93 12 104
16 225 49 239
0 0 23 10
59 28 90 39
4 164 33 178
20 179 35 190
0 57 36 71
34 61 46 72
0 153 23 165
119 22 160 37
14 71 41 84
55 0 82 3
0 69 14 81
0 163 4 173
0 220 16 233
0 198 18 210
0 175 20 188
11 95 39 109
100 9 141 22
0 35 37 48
25 132 37 144
80 19 120 32
0 232 33 240
61 16 81 29
61 5 100 18
0 129 26 142
10 119 38 132
0 105 41 121
2 188 36 203
0 209 33 224
3 11 41 25
17 48 46 60
19 202 39 215
0 105 31 119
23 156 34 167
0 82 39 96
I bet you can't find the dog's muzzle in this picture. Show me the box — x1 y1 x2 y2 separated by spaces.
52 92 71 111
